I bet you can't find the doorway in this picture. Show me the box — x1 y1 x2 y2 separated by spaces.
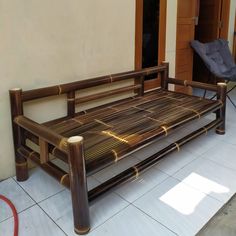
192 0 230 83
135 0 166 91
175 0 230 86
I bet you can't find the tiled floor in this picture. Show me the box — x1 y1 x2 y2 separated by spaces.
0 87 236 236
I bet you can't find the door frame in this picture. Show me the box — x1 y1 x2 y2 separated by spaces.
135 0 167 91
220 0 230 39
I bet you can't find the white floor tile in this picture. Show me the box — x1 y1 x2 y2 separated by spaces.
131 139 170 161
39 189 129 235
134 177 222 236
0 178 35 222
174 158 236 202
165 127 191 143
222 132 236 146
201 142 236 171
0 205 66 236
115 167 169 202
88 205 176 236
93 155 140 183
182 133 223 156
155 149 198 176
14 168 64 203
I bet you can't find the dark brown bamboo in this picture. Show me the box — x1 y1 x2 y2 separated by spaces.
21 65 167 102
75 85 141 104
14 116 68 152
88 118 222 201
167 77 218 92
23 131 69 163
67 136 90 235
216 82 227 134
17 145 70 187
67 91 75 117
134 75 144 96
39 138 49 164
161 62 169 89
9 88 28 181
20 118 222 203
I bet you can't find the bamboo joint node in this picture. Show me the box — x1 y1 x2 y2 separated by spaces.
51 146 57 155
59 138 69 149
133 166 139 179
15 162 27 167
161 126 168 136
60 174 69 185
203 127 208 135
109 75 113 83
112 149 119 163
216 128 225 134
174 142 180 152
67 98 75 102
58 85 62 95
29 151 36 158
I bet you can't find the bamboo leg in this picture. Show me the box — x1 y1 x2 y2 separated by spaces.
161 62 169 90
216 82 227 135
9 88 28 181
67 136 90 235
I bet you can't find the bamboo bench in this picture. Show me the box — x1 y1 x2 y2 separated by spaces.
9 63 227 234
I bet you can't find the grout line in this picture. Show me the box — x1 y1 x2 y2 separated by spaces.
36 189 66 204
131 203 179 236
0 204 36 224
114 169 171 204
12 175 68 235
88 204 131 233
12 174 66 204
36 203 68 236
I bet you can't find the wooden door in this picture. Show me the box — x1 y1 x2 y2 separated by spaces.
175 0 198 93
195 0 222 42
193 0 230 83
135 0 167 91
233 14 236 62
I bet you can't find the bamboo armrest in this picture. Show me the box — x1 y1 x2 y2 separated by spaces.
14 115 68 152
166 78 219 92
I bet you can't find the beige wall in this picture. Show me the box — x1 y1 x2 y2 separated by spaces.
0 0 135 180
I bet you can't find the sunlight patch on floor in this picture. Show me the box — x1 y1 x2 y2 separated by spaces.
160 173 229 215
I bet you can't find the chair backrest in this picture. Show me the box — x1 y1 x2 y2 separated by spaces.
191 39 236 79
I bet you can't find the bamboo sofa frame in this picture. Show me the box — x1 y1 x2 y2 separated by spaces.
10 63 227 234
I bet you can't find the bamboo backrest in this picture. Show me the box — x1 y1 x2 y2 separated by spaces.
20 64 169 117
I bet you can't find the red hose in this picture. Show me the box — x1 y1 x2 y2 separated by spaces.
0 195 19 236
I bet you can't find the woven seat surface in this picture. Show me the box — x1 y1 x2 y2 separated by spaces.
47 89 222 172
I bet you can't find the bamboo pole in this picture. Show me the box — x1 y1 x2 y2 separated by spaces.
9 88 28 181
14 116 68 152
17 145 70 187
67 91 75 117
216 82 227 134
21 65 167 102
67 136 90 235
161 62 169 89
167 77 218 92
75 85 141 104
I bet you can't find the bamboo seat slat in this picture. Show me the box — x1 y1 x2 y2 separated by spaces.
43 89 222 173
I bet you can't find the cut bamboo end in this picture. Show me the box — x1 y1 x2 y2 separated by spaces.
74 227 90 235
217 82 227 87
10 88 21 91
68 136 83 144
